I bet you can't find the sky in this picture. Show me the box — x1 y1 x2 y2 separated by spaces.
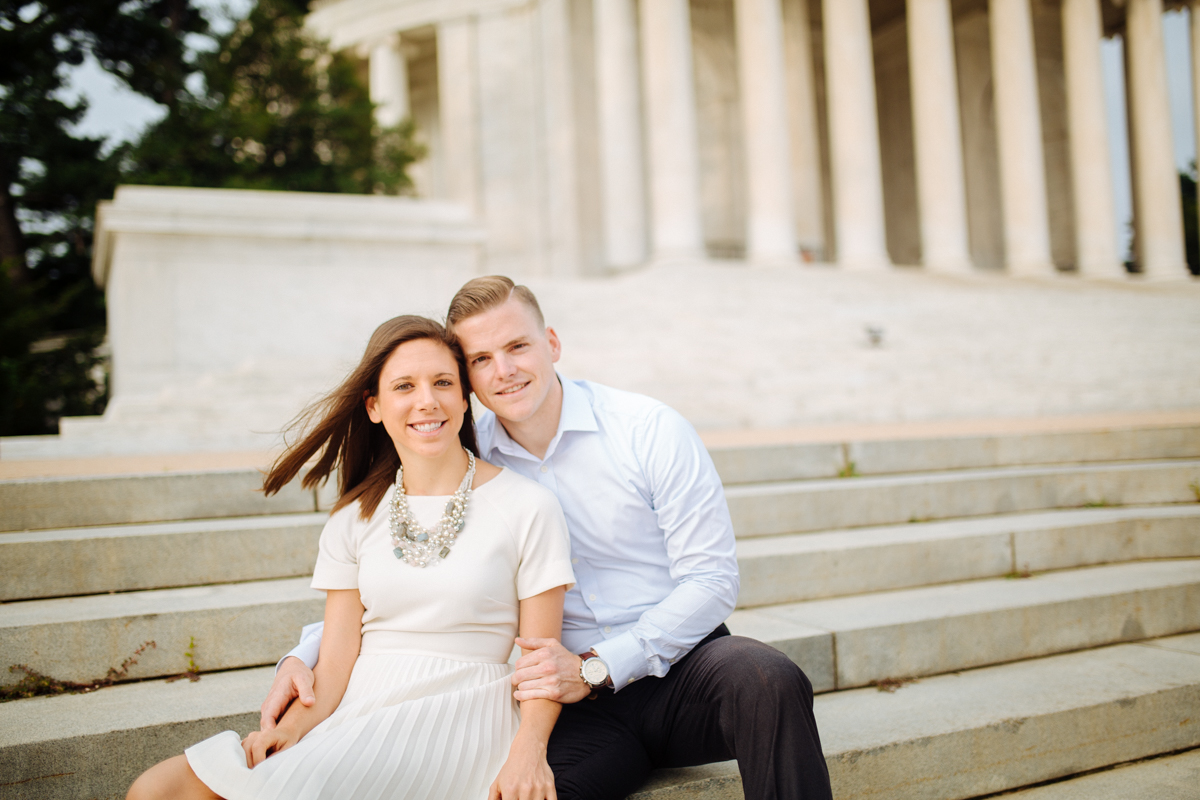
60 4 1196 258
57 0 253 149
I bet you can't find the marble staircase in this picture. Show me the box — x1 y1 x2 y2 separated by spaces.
1 420 1199 799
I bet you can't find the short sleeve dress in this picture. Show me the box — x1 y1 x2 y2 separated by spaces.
184 467 576 800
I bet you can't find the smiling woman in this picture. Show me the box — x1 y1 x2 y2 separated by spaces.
262 315 479 519
126 313 575 800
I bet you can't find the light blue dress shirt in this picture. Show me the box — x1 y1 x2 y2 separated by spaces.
285 376 739 690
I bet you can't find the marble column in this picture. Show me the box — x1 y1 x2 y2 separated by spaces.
369 34 409 129
821 0 891 269
437 19 480 214
539 0 582 276
907 0 972 273
735 0 797 263
781 0 824 258
594 0 648 269
989 0 1055 276
1194 1 1200 274
1061 0 1124 279
639 0 705 260
1125 0 1188 279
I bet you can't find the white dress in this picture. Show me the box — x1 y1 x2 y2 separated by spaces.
184 467 576 800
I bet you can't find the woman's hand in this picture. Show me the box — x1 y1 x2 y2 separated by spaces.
242 726 302 768
488 736 556 800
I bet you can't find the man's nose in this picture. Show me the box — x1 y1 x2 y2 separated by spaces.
493 353 517 378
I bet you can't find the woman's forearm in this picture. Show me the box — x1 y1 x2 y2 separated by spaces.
513 698 561 748
277 589 363 740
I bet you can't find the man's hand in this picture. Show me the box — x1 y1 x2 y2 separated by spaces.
512 637 591 704
260 656 315 731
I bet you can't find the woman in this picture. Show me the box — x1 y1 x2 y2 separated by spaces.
127 316 575 800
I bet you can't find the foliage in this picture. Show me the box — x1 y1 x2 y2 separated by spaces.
1 641 155 702
165 635 201 682
124 0 423 195
0 0 205 307
0 0 205 434
0 270 107 434
1 0 418 436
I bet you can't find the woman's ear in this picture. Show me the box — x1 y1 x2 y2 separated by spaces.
365 391 382 424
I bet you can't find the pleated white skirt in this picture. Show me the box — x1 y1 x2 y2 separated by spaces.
185 653 520 800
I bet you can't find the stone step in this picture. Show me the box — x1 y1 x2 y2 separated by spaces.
7 425 1197 533
0 578 323 687
708 424 1200 484
5 503 1194 608
4 635 1198 800
4 557 1196 692
735 504 1200 608
995 747 1200 799
0 513 326 601
0 665 273 800
726 459 1200 536
629 633 1200 800
0 469 323 532
726 559 1200 693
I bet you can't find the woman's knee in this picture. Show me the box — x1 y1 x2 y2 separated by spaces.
127 754 216 800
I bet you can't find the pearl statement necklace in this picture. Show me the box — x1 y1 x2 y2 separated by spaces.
389 449 476 567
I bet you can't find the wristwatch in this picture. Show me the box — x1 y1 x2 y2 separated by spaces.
579 651 611 690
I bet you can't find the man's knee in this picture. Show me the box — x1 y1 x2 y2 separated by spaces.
700 636 814 702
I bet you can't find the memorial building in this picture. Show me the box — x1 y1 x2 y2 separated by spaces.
307 0 1193 280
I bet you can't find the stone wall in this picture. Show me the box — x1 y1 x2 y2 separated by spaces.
83 186 484 452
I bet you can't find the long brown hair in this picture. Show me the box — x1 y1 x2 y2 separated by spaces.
263 316 479 519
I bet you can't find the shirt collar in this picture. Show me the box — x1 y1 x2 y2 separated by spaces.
485 374 598 462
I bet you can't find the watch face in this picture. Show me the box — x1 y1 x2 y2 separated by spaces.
582 657 609 685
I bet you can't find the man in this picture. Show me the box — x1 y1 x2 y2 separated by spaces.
263 276 832 800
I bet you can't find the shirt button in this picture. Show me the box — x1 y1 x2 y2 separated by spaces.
627 678 635 684
604 626 611 633
540 465 549 473
571 558 578 564
589 594 596 601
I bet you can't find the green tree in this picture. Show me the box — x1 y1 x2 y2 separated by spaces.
125 0 422 194
0 0 205 435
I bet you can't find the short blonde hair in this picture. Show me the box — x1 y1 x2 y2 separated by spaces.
446 275 545 329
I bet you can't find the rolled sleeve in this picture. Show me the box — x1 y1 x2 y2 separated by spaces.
516 490 577 600
310 507 359 590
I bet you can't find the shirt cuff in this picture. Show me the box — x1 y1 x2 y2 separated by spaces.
276 622 323 672
590 632 649 692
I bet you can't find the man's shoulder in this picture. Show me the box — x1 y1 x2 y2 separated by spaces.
573 379 678 426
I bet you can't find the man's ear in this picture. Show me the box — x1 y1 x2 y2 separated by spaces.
545 327 562 363
365 391 382 424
